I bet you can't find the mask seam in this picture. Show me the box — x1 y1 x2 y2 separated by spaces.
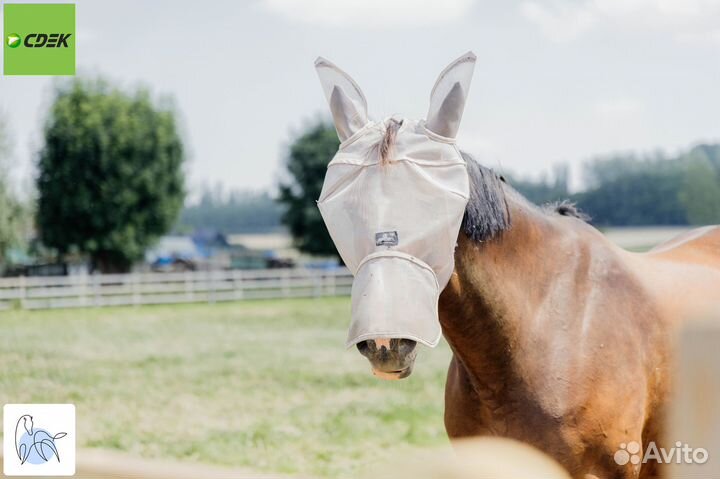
356 251 439 291
338 120 377 149
345 331 442 349
328 157 466 168
422 124 457 144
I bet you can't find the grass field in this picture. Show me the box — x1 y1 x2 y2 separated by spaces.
0 298 453 478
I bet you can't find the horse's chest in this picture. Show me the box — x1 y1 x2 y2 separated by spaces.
445 357 563 440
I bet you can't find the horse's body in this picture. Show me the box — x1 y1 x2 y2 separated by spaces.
441 183 720 479
313 52 720 479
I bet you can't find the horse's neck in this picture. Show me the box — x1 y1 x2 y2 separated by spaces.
439 194 568 396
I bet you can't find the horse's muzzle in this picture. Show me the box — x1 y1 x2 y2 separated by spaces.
356 338 417 380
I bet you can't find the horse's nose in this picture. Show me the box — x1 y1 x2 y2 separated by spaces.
356 338 417 358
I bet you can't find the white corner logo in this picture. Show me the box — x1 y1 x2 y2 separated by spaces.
3 404 76 476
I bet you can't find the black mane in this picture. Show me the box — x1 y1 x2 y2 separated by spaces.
461 153 588 243
461 152 511 242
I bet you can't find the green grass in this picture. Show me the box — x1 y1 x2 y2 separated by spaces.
0 298 452 477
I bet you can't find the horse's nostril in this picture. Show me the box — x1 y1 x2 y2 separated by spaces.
356 340 372 357
357 338 416 359
397 339 417 355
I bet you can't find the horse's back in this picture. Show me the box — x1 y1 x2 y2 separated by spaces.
638 225 720 322
647 225 720 268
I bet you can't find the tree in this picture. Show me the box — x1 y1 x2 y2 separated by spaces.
37 79 185 273
688 144 720 175
278 122 339 257
0 119 29 264
574 169 687 226
679 153 720 225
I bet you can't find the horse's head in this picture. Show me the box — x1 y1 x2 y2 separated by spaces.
315 52 476 380
21 415 33 435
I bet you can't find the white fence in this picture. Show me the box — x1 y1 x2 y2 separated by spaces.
0 268 353 311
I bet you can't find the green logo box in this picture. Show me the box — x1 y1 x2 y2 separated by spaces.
3 3 76 76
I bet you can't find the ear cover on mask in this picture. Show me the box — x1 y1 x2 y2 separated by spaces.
426 51 476 139
315 57 369 142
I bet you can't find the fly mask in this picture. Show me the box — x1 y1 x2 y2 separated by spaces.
315 52 476 348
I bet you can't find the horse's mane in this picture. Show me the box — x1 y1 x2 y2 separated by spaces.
544 199 591 221
461 153 511 242
461 152 589 243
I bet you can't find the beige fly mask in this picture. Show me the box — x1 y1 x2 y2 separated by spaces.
315 52 476 348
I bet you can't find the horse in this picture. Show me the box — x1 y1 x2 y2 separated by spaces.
313 52 720 479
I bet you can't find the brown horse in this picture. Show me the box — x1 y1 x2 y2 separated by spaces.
314 53 720 479
439 162 720 479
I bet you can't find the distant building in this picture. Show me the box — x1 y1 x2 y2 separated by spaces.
228 232 297 258
227 232 297 269
145 235 204 272
191 229 231 256
145 230 295 271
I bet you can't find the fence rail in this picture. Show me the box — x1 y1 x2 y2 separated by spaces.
0 268 353 310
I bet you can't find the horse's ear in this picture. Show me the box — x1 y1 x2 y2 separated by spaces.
426 51 476 139
315 57 369 142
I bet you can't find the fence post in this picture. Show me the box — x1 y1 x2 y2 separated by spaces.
328 270 336 297
185 271 194 302
281 269 290 298
311 269 319 298
233 270 244 301
667 312 720 479
208 271 216 304
131 273 140 307
19 275 26 309
93 274 101 307
80 274 88 307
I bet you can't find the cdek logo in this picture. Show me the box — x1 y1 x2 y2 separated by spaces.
3 3 76 75
6 33 72 48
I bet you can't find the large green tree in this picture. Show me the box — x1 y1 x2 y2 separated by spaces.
37 79 185 273
278 122 339 257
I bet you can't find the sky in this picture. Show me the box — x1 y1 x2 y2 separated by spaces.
0 0 719 196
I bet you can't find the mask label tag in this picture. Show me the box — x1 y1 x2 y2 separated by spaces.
375 231 399 247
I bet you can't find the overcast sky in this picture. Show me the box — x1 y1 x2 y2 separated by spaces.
1 0 719 195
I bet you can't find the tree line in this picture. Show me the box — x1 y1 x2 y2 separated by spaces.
176 188 284 234
182 131 720 236
277 122 720 258
508 144 720 226
1 83 718 273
